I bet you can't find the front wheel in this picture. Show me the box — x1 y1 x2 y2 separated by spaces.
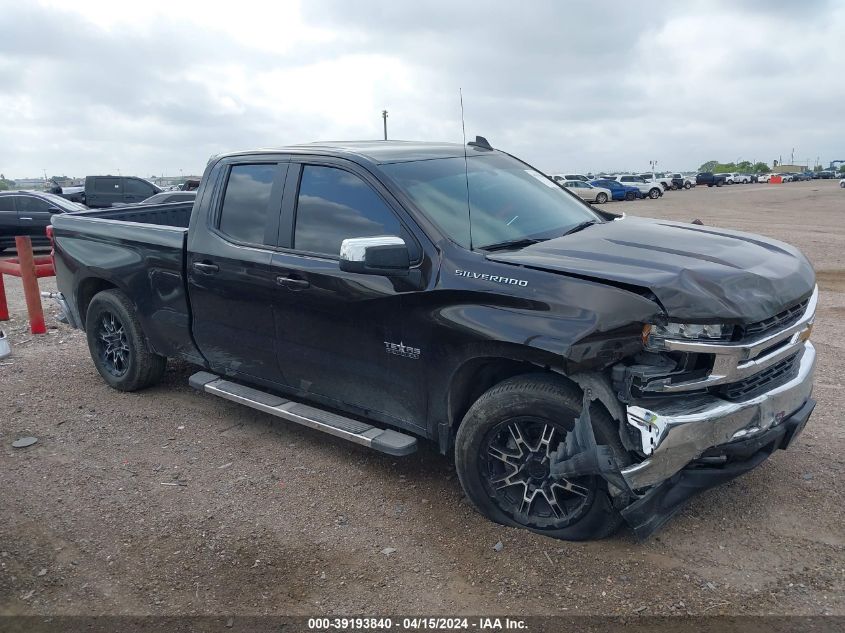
684 181 692 190
595 192 608 204
85 289 166 391
454 374 629 541
716 180 723 187
648 187 661 199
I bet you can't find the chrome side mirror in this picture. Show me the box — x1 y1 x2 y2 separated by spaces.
339 236 410 277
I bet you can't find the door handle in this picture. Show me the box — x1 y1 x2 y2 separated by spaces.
19 217 32 221
192 262 219 274
276 275 310 290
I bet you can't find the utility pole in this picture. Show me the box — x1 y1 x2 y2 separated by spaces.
382 110 388 140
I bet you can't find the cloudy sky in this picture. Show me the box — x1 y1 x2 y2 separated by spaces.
1 0 843 179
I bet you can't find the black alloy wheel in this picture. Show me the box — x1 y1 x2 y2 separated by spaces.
95 311 130 377
481 417 593 529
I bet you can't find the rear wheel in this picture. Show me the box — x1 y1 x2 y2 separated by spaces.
684 181 692 190
624 191 635 201
595 192 608 204
716 180 723 187
85 289 166 391
454 374 629 541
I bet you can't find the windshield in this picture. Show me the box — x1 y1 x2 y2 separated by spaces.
381 153 600 249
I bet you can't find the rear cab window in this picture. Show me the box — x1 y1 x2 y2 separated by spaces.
217 164 280 245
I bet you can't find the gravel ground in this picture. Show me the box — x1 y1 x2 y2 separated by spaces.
0 180 843 617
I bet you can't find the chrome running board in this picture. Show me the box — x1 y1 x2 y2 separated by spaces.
188 371 417 456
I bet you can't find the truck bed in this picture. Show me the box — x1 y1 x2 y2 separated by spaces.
75 201 193 228
50 201 204 364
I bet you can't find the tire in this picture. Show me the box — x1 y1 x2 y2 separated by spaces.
624 191 635 201
648 187 661 199
684 182 692 189
716 180 723 187
85 289 166 391
595 192 608 204
454 374 629 541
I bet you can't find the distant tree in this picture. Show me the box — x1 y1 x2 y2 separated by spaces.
699 160 719 172
0 181 9 191
737 160 752 172
839 165 845 174
751 162 770 173
813 164 823 172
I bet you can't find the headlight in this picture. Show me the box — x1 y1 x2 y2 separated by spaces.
642 322 733 348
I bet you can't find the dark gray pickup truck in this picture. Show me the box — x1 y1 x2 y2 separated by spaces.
48 140 818 540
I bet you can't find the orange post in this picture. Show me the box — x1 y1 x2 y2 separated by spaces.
15 236 46 334
0 270 7 321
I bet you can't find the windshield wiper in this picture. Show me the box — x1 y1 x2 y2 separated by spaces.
481 237 545 252
562 220 598 236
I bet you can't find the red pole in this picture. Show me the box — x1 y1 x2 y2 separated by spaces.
15 236 46 334
0 271 7 321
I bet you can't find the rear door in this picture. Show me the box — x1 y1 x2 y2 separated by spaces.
187 158 290 386
88 177 123 207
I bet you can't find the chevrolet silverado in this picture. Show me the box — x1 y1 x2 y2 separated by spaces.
48 139 817 540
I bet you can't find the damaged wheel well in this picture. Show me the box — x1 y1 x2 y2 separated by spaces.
446 358 630 455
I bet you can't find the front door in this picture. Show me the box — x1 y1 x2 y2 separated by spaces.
269 161 429 431
16 195 58 240
187 159 290 386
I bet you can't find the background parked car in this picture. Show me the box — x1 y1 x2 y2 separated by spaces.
0 191 86 253
590 179 641 201
558 180 611 203
83 176 162 208
607 174 664 198
637 173 672 191
696 172 727 187
141 191 197 204
670 173 694 189
840 178 845 188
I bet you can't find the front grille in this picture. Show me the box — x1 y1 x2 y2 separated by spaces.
718 353 800 401
741 299 808 338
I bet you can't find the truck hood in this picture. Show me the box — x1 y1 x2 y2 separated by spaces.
487 216 815 323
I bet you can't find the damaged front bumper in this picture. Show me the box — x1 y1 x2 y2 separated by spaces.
621 341 816 490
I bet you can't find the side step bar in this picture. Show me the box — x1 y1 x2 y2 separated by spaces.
189 372 417 456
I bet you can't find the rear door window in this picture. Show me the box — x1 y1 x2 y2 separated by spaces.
0 196 15 212
218 163 280 245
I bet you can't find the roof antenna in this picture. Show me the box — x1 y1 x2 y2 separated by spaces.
460 88 473 251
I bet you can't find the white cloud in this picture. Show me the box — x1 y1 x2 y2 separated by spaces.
1 0 843 179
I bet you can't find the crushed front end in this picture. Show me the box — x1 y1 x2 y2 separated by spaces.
609 286 818 537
